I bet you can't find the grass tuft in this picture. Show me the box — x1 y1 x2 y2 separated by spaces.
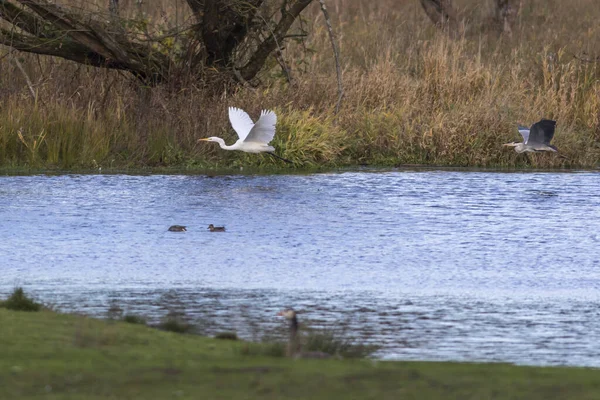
156 312 195 334
122 314 147 325
214 331 239 340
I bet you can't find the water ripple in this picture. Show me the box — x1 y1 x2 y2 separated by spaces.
1 170 600 366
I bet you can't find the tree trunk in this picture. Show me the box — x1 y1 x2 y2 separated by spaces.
419 0 459 37
0 0 314 87
494 0 519 35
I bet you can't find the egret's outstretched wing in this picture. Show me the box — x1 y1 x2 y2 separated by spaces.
517 126 530 143
528 119 556 145
244 110 277 144
229 107 255 141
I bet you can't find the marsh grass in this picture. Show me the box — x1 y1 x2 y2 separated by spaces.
1 0 599 169
0 287 42 312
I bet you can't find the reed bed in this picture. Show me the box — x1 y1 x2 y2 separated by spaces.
0 0 599 170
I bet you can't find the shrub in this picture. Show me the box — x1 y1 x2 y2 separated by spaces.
0 287 42 312
157 311 195 334
122 314 147 325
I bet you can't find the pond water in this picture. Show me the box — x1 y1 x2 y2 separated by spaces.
1 169 600 366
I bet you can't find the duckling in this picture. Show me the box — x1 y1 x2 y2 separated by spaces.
208 224 226 232
168 225 187 232
277 308 332 359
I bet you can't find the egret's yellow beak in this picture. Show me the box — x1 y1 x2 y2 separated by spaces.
197 138 210 142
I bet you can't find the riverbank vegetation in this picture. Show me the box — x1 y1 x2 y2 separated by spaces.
1 0 599 170
3 296 600 399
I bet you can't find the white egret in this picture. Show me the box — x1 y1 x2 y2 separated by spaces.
504 119 558 153
198 107 291 163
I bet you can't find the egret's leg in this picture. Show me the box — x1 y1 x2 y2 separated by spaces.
267 152 293 164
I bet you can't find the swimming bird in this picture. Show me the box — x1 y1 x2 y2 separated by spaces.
168 225 187 232
504 119 558 153
208 224 226 232
198 107 291 163
277 308 331 359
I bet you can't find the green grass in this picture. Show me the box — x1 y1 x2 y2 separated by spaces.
2 308 600 399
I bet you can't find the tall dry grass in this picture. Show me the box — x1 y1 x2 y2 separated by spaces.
0 0 599 169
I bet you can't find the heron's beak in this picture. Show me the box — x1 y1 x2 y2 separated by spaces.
503 142 517 147
197 138 210 142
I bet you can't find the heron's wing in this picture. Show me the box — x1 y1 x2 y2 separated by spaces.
528 119 556 145
517 127 530 143
243 110 277 144
229 107 255 141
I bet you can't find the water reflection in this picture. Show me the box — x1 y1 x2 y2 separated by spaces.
1 170 600 366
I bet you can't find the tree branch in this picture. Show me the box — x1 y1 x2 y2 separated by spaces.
16 0 116 60
0 27 110 67
200 0 264 67
1 0 313 88
419 0 459 37
239 0 312 81
0 27 165 81
318 0 343 114
11 0 168 82
0 0 51 37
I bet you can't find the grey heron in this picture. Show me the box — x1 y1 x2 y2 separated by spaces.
504 119 558 153
198 107 292 163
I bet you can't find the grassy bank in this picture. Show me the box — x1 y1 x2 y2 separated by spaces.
2 308 600 399
1 0 600 170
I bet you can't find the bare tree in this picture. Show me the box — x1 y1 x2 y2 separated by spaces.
0 0 313 86
419 0 459 37
494 0 520 35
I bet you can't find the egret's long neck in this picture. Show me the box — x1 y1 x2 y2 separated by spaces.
213 137 235 150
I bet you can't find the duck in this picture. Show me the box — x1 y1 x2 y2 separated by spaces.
277 308 331 359
208 224 226 232
168 225 187 232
